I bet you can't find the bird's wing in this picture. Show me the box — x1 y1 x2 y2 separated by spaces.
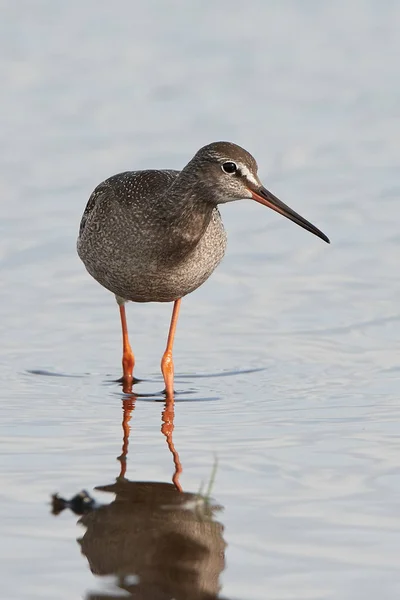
78 182 113 237
78 169 180 237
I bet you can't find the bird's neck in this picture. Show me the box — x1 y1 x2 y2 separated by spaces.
162 172 215 248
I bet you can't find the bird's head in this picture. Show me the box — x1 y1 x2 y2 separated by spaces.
187 141 330 244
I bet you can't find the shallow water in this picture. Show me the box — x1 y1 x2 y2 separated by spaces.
1 1 400 598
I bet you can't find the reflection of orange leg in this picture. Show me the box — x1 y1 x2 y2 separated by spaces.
119 303 135 393
161 398 183 492
161 299 181 397
117 397 136 480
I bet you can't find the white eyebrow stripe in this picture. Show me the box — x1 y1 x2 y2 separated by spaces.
237 163 259 186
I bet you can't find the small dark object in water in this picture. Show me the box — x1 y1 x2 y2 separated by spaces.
51 490 97 516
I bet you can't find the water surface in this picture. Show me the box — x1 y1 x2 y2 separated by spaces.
1 1 400 598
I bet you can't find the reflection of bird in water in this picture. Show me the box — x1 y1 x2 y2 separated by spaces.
79 479 226 600
52 397 228 599
77 141 330 395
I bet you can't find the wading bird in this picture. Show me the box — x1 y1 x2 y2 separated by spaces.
77 142 329 395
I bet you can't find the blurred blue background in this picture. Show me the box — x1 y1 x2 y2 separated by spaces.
1 1 400 598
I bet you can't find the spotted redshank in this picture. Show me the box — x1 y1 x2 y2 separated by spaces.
77 141 329 395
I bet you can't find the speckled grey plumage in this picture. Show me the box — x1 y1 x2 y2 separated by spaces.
77 170 226 302
77 141 329 305
77 142 263 303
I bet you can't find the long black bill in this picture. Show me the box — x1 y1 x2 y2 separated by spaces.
251 186 330 244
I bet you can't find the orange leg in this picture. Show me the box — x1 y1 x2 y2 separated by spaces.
117 396 136 480
161 299 181 397
161 398 183 492
119 304 135 390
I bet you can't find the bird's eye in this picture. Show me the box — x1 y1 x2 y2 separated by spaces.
221 161 238 174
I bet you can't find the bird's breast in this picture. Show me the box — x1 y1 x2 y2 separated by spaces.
78 181 227 302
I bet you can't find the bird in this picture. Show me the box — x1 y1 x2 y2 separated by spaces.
77 141 329 396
